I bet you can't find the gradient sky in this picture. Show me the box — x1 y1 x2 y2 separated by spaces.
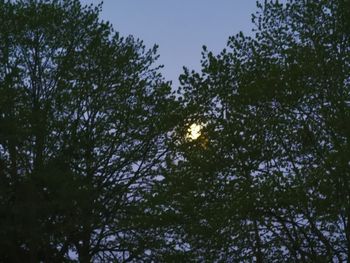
80 0 258 87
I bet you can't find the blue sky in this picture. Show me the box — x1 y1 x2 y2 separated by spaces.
80 0 258 87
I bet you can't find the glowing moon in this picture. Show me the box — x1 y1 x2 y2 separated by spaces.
187 123 202 140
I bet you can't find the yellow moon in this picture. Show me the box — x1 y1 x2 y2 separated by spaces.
187 123 202 140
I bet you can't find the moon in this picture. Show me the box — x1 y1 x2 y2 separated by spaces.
187 123 202 140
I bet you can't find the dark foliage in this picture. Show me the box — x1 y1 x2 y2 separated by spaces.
0 0 178 261
1 0 350 262
151 0 350 262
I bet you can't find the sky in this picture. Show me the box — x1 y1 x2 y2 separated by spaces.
80 0 258 87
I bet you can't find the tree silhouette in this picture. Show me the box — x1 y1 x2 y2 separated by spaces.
153 0 350 261
0 0 178 261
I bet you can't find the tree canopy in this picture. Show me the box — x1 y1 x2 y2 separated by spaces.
152 0 350 261
0 0 178 261
1 0 350 262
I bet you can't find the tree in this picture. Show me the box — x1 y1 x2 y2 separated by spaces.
154 0 350 261
0 0 178 261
